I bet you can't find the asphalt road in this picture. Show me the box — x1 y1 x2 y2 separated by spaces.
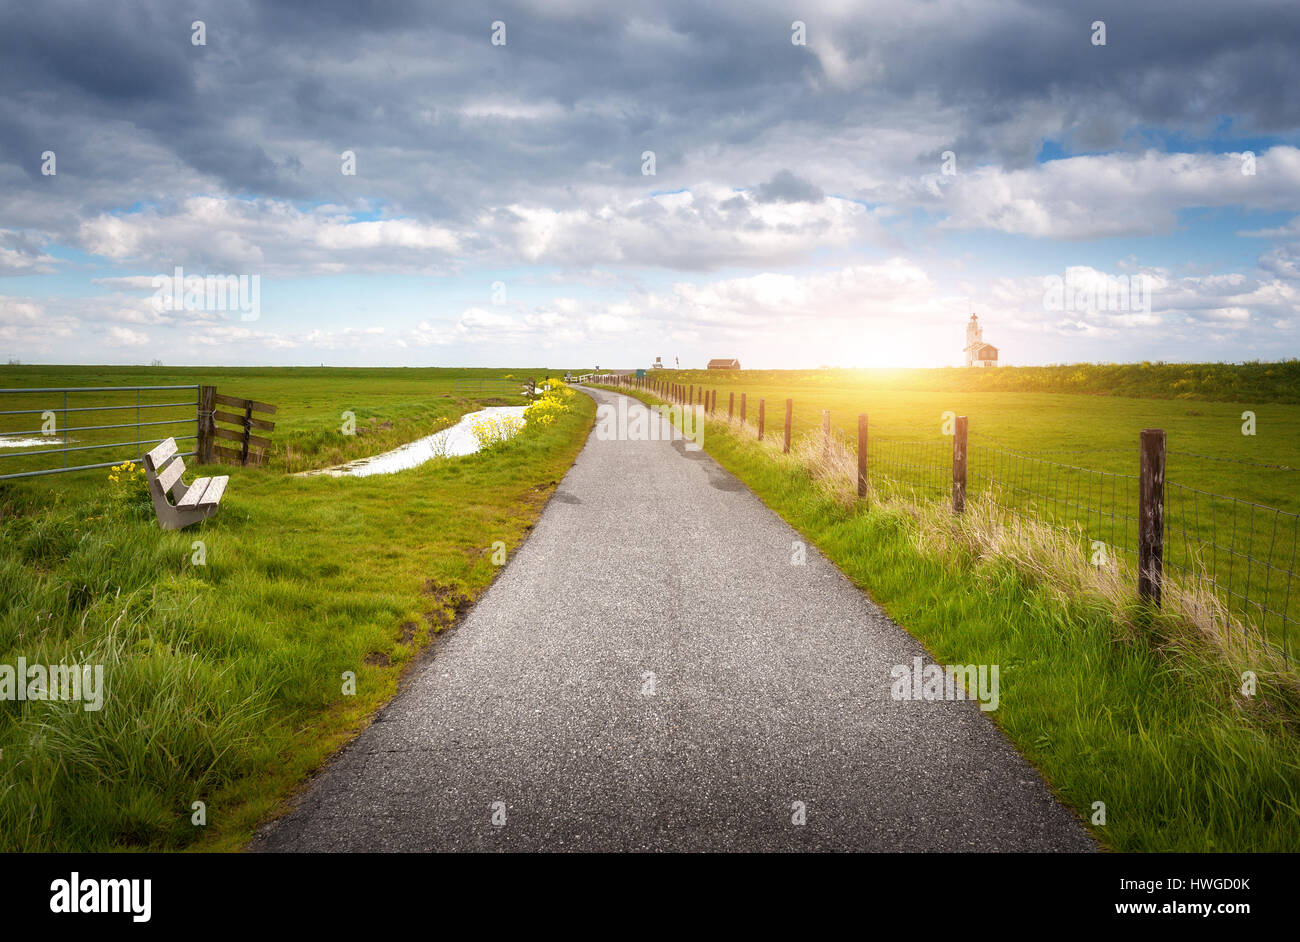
252 386 1095 852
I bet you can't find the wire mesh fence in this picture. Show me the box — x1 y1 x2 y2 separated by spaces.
884 440 1295 664
1164 483 1298 660
871 441 951 497
971 445 1141 563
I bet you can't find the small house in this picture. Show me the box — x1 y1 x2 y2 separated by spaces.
707 358 741 370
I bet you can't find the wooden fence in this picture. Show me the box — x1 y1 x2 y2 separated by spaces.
198 387 277 467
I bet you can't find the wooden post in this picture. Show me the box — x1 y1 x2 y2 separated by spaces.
822 409 830 458
783 399 793 453
857 414 868 498
952 415 968 513
240 400 254 466
740 393 747 423
728 392 735 419
758 399 766 441
1139 428 1166 607
689 384 694 406
198 385 215 465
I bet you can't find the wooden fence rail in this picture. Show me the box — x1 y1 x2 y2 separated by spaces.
199 387 278 467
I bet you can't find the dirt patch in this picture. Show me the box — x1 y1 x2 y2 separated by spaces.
363 651 390 666
422 579 474 634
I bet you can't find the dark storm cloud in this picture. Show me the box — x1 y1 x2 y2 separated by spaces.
2 0 1300 256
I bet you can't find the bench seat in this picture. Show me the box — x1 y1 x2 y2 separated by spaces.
143 438 229 530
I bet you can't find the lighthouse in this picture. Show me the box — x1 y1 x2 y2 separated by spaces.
963 314 999 368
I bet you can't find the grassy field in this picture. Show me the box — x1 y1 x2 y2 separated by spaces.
0 365 574 476
638 369 1300 653
0 367 594 851
597 378 1300 852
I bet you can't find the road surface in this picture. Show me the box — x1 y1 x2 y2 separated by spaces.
252 386 1094 852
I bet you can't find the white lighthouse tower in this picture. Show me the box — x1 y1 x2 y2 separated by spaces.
963 314 982 366
963 314 998 367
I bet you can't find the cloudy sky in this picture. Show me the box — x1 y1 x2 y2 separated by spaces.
2 0 1299 368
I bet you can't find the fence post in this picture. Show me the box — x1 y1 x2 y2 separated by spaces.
728 392 735 419
822 409 830 458
198 385 216 465
1139 428 1166 607
758 399 766 441
952 415 968 514
783 399 793 453
689 384 694 406
740 393 747 423
857 414 868 498
240 400 254 466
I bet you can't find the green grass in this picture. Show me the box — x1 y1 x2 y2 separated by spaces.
638 370 1300 652
600 381 1300 852
0 372 595 851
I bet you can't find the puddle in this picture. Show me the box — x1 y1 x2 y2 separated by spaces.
0 436 71 448
301 406 527 478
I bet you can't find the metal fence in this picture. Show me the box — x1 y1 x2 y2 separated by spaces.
0 385 200 480
872 438 1296 661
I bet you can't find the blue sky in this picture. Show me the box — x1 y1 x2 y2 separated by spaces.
2 0 1299 368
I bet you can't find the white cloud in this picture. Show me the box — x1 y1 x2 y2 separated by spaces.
921 147 1300 239
78 197 462 275
106 326 150 347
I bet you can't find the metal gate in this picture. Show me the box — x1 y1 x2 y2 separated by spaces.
0 385 200 480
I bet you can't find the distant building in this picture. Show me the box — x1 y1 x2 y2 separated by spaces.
963 315 998 368
707 358 741 370
652 356 665 369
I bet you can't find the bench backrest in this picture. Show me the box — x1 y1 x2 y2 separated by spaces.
144 437 186 497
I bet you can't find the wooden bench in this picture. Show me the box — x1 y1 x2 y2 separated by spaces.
143 437 229 530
